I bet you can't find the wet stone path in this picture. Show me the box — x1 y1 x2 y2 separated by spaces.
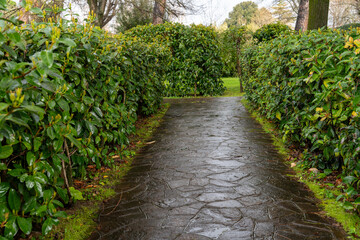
90 97 346 240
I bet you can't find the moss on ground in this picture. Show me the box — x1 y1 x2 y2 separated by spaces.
241 98 360 239
47 103 170 240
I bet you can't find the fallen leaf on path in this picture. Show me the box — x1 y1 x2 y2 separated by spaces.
146 141 156 145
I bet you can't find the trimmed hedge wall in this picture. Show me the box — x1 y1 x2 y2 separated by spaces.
125 23 225 96
241 28 360 177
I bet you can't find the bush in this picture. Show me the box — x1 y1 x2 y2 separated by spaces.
0 9 170 238
125 23 225 96
253 23 291 43
337 23 360 31
219 26 252 77
241 28 360 178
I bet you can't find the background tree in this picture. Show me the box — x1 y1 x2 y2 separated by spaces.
86 0 119 28
152 0 196 24
272 0 295 25
225 1 258 27
307 0 329 29
116 0 152 32
18 0 64 23
329 0 360 28
294 0 308 31
251 7 274 28
222 26 252 91
0 0 18 18
354 0 360 16
153 0 166 24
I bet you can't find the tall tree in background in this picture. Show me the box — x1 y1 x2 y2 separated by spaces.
294 0 308 31
152 0 196 24
87 0 119 28
329 0 360 28
250 7 274 28
153 0 166 24
307 0 329 29
355 0 360 16
14 0 64 23
273 0 300 15
116 0 152 32
272 0 295 25
225 1 258 27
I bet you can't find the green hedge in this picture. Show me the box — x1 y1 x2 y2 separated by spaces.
241 28 360 178
253 23 291 43
0 10 171 238
125 23 225 96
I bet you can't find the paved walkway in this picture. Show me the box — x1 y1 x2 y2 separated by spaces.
90 97 346 240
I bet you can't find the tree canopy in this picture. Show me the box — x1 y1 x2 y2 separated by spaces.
225 1 258 27
115 0 152 32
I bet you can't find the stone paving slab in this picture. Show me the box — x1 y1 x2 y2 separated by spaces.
89 97 346 240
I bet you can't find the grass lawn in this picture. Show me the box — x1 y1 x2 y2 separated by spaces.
164 77 244 99
222 77 244 97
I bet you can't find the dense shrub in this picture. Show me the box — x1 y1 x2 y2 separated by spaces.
219 26 252 77
337 23 360 30
241 28 360 180
125 23 225 96
0 9 171 238
253 23 291 43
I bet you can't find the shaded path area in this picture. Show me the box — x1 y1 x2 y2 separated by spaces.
90 97 346 240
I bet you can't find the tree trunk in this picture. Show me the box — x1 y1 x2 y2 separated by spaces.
295 0 309 32
307 0 330 30
152 0 166 24
236 56 243 92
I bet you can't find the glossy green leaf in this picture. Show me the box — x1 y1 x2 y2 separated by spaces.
0 103 9 111
40 50 54 68
42 217 56 235
22 196 36 213
34 137 42 151
47 127 56 140
26 152 36 166
57 98 70 112
65 135 82 149
56 187 69 204
6 115 29 129
69 187 83 201
22 105 45 118
4 216 18 238
0 182 10 198
58 38 76 47
53 138 64 152
17 217 32 235
41 81 57 92
8 189 21 211
0 145 13 159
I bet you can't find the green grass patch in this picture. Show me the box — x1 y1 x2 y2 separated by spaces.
221 77 244 97
241 98 360 239
47 103 170 240
164 77 244 99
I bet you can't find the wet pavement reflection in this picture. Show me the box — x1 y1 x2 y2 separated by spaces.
89 97 346 240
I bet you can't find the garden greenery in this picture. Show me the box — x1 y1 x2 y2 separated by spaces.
219 26 252 77
0 2 224 238
125 23 225 96
253 23 290 43
241 27 360 209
